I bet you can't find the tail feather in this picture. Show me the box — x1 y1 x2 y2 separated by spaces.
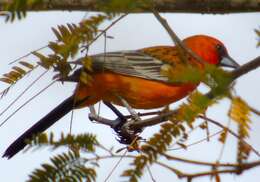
3 96 75 159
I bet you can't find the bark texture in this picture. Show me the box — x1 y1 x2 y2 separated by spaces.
0 0 260 13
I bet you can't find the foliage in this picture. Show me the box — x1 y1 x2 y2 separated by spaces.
229 97 252 163
28 151 96 182
26 133 98 182
0 13 113 97
255 28 260 47
0 61 35 97
4 0 43 22
0 61 34 85
33 13 111 79
26 132 98 152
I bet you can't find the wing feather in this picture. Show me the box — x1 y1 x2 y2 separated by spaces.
90 50 169 82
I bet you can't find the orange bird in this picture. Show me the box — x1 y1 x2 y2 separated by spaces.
3 35 239 158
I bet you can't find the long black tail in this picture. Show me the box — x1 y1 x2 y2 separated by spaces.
3 96 75 159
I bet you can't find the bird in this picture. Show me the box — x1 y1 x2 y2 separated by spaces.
3 35 239 159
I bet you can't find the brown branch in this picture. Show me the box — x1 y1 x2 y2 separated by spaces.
250 106 260 116
0 0 260 13
88 105 120 128
130 110 178 129
156 159 260 180
162 153 238 167
169 130 222 151
231 56 260 80
152 10 204 64
86 152 260 180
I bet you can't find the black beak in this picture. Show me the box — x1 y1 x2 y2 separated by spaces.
219 55 240 69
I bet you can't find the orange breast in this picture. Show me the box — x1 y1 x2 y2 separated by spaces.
76 72 198 109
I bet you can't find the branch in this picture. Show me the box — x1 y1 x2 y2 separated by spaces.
249 106 260 116
130 110 177 129
162 153 238 167
88 105 120 128
156 159 260 181
0 0 260 13
79 148 260 181
199 115 260 157
152 10 204 63
231 56 260 80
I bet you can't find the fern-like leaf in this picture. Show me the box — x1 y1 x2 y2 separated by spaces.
4 0 43 22
255 28 260 47
229 97 251 163
33 14 113 81
26 132 98 152
27 151 96 182
0 61 35 97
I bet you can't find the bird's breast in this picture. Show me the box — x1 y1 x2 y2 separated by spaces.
90 72 198 109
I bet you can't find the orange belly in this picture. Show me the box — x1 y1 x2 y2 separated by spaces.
75 72 198 109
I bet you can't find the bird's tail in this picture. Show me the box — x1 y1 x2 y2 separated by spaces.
3 95 75 159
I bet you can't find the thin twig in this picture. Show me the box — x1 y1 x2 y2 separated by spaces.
217 119 231 162
169 130 222 151
0 69 47 119
152 10 204 63
9 46 49 65
147 165 157 182
199 115 260 157
155 159 260 180
81 14 127 53
0 80 56 128
103 150 128 182
249 106 260 116
161 153 237 167
103 131 141 181
0 65 39 98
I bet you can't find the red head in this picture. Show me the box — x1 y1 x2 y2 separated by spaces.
184 35 239 68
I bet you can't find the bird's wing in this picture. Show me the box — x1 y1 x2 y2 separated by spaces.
90 49 173 82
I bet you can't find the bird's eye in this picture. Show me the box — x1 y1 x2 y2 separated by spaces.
216 44 223 51
216 44 226 56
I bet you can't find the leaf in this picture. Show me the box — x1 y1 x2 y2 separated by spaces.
27 151 96 182
27 132 98 152
229 97 251 136
19 61 34 69
12 66 26 75
0 78 14 84
80 71 93 85
255 28 260 47
161 63 203 84
218 129 228 144
229 97 251 162
51 27 62 41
